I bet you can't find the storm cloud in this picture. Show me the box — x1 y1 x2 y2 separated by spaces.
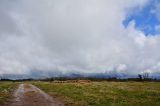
0 0 160 78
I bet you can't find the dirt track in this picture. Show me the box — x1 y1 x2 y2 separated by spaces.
8 84 64 106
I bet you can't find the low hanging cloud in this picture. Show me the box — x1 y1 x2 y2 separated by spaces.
0 0 160 78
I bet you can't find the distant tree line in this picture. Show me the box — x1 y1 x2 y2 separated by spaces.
0 72 160 82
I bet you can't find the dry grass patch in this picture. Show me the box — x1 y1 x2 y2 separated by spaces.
0 82 18 105
33 81 160 106
24 91 37 97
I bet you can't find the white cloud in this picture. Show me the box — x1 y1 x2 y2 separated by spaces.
1 0 160 78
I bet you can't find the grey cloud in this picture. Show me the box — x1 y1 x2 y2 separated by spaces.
1 0 160 78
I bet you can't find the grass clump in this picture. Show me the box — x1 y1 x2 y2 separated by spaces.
0 82 17 105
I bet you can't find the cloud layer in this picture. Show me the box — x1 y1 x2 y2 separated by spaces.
0 0 160 78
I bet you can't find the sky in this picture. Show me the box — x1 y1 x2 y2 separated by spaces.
0 0 160 78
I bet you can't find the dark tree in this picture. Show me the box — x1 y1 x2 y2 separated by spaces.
143 72 149 80
138 74 142 80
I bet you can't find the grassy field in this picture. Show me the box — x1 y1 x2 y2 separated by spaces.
33 81 160 106
0 82 17 105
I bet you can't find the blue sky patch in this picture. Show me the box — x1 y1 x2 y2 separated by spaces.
123 1 160 36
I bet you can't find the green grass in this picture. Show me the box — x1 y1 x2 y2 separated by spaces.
33 81 160 106
0 82 17 105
